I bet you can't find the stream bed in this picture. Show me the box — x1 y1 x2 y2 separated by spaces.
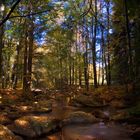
43 96 134 140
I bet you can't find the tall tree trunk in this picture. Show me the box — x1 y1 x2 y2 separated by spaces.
0 1 4 88
23 22 28 95
60 58 63 89
101 27 106 85
84 44 89 90
12 41 21 89
79 66 82 86
75 28 78 85
27 19 34 92
124 0 134 91
0 25 4 88
106 0 111 86
72 59 75 85
68 42 72 85
91 0 98 88
98 48 102 86
83 29 89 90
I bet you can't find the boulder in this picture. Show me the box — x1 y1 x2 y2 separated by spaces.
62 111 99 126
111 111 130 122
0 124 22 140
70 94 104 107
9 115 60 138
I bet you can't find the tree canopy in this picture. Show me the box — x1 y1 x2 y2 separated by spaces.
0 0 140 92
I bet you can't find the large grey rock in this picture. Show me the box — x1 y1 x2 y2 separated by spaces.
0 124 22 140
9 115 60 138
62 111 99 126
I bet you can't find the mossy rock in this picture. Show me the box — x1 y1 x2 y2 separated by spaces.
72 94 104 107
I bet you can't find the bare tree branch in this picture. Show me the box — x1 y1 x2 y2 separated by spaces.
0 0 21 26
80 0 92 18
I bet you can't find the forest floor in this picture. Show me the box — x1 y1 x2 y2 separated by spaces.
0 86 140 140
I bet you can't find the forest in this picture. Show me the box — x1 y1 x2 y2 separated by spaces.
0 0 140 140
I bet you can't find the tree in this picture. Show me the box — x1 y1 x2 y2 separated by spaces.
91 0 98 88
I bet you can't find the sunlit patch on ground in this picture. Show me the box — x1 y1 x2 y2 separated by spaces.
17 105 33 112
0 125 17 139
47 133 61 140
20 106 28 111
0 130 6 135
31 115 51 122
0 95 2 104
0 115 8 122
34 101 38 104
48 136 60 140
15 120 30 127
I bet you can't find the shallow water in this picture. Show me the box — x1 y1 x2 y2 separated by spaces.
61 123 132 140
45 97 133 140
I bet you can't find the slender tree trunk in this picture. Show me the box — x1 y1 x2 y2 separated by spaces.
98 48 102 86
0 1 4 87
106 0 111 86
0 26 3 88
75 28 78 85
5 41 11 88
27 19 34 92
12 41 21 89
77 30 82 87
84 49 89 90
124 0 134 92
91 0 98 88
0 1 4 88
23 22 28 95
68 42 72 85
72 59 75 85
79 66 82 86
69 55 72 85
14 43 20 88
83 32 89 90
101 27 105 85
60 58 63 89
